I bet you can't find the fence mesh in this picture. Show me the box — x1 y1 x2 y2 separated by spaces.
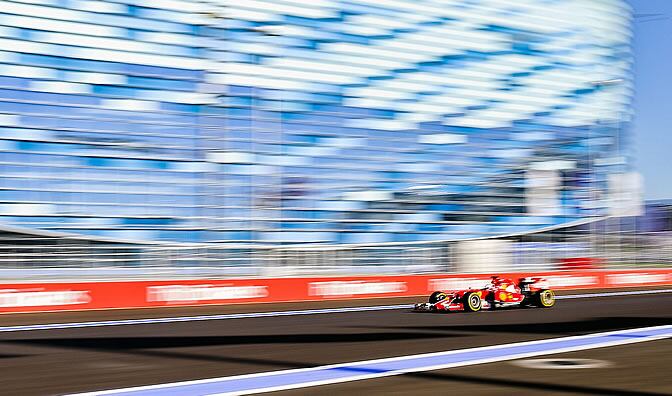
0 219 670 281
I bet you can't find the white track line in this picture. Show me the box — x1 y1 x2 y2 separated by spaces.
67 325 672 395
1 289 671 333
0 304 412 333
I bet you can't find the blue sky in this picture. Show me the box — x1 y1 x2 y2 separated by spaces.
628 0 672 199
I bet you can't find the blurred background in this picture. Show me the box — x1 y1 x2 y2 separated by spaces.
0 0 668 280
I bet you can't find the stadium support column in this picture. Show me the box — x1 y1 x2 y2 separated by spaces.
453 239 513 273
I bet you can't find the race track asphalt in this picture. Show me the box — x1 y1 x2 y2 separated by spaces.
0 290 671 395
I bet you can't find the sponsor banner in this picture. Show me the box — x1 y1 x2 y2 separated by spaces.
542 274 602 289
0 283 135 313
147 285 270 304
309 281 407 298
1 269 671 313
0 288 92 308
605 271 672 287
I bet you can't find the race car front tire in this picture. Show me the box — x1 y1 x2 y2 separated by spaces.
533 289 555 308
429 291 448 304
463 292 482 312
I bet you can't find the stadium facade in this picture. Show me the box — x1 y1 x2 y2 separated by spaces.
0 0 635 245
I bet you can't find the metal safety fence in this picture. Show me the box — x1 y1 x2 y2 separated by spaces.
0 226 670 281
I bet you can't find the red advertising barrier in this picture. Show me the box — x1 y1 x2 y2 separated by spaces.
1 269 671 314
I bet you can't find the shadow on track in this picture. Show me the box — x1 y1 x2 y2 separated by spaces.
5 331 467 371
0 354 26 359
9 331 466 350
350 316 672 336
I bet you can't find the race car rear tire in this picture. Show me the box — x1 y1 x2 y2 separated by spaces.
429 291 448 304
463 292 482 312
533 289 555 308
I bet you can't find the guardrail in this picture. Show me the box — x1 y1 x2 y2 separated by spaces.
0 232 671 281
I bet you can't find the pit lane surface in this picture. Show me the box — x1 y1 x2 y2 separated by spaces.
0 291 670 395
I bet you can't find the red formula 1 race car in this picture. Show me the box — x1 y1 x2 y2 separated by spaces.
414 276 555 313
